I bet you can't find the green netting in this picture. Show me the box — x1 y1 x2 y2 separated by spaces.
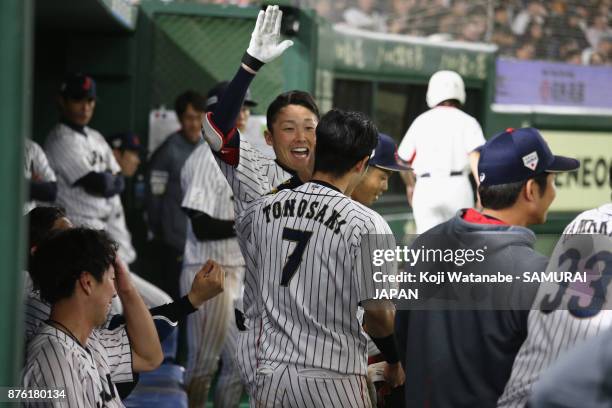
152 13 284 113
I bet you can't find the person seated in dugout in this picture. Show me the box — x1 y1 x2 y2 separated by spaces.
23 206 225 400
22 227 163 407
394 127 580 408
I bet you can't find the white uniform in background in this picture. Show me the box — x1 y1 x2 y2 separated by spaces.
181 142 246 407
397 70 485 234
44 123 121 230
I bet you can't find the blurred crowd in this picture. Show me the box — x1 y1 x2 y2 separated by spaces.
318 0 612 65
179 0 612 65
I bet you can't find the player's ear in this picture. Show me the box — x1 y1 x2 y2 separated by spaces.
524 179 537 202
78 271 94 296
354 156 370 174
264 128 273 146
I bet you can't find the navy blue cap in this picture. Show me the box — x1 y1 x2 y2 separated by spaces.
60 73 96 100
369 133 411 172
107 132 143 152
478 127 580 186
206 81 257 111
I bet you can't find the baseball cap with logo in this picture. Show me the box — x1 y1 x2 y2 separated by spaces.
478 127 579 186
107 132 143 153
60 73 97 100
369 133 411 172
206 81 257 111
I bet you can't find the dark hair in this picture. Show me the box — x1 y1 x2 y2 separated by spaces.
266 90 320 129
175 90 206 118
27 206 66 250
30 228 117 304
479 172 549 210
313 109 378 177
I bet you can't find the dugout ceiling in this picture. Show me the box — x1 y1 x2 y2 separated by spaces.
35 0 137 33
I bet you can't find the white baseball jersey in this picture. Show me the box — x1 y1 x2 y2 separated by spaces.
397 106 484 233
22 322 132 408
181 142 244 268
24 139 57 213
236 181 396 375
44 123 121 228
498 203 612 408
23 289 133 385
213 133 293 216
397 106 484 175
106 196 137 265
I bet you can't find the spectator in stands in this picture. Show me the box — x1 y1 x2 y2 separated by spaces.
586 14 612 49
523 21 548 59
515 41 537 60
387 0 416 35
565 48 583 64
512 1 547 36
565 11 590 50
342 0 387 32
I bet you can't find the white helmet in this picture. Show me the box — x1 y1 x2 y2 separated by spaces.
426 70 466 108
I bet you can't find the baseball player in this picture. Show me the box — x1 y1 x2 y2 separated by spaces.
395 127 580 408
497 172 612 407
351 133 411 207
44 73 124 232
236 108 404 407
397 70 485 233
179 83 255 407
23 205 225 400
201 6 320 397
23 228 163 408
23 138 57 214
147 90 205 300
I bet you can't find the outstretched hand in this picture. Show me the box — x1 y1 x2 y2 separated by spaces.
245 5 293 67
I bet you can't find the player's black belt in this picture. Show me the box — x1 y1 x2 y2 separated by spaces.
419 171 463 177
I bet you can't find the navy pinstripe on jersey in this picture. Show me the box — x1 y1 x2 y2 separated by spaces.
212 134 292 216
236 181 396 375
22 322 132 407
498 203 612 408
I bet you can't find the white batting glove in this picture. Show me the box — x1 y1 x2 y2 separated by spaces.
243 5 293 70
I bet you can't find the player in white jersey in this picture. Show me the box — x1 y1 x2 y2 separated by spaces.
497 200 612 408
23 228 164 407
397 70 485 233
44 73 125 231
237 109 405 407
201 7 321 398
179 83 256 407
23 139 57 214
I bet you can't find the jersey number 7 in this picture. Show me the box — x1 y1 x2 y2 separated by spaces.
281 227 313 286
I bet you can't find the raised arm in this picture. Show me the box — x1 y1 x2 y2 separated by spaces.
114 258 163 372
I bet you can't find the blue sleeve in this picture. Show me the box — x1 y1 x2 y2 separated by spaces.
29 180 58 202
211 66 256 135
77 171 125 198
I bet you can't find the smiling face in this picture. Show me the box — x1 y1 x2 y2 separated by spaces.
351 167 391 206
265 104 318 180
